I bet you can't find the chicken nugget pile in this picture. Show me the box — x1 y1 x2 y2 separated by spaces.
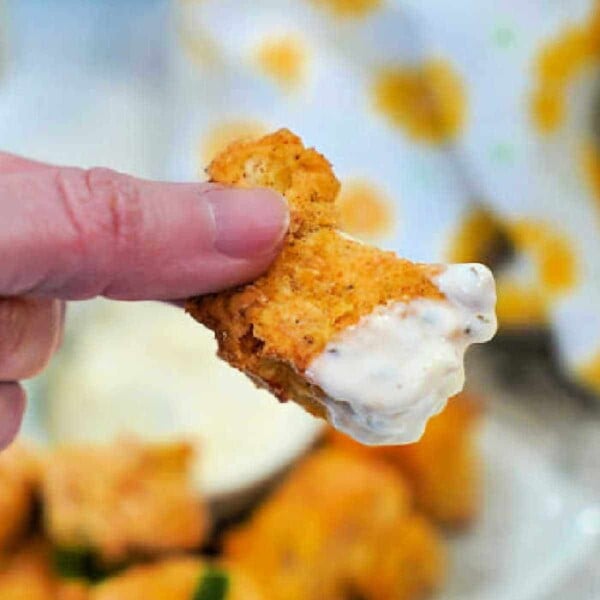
0 391 482 599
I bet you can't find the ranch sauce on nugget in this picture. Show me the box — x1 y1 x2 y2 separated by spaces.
305 263 497 445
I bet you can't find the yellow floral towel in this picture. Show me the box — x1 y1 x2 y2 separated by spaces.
169 0 600 396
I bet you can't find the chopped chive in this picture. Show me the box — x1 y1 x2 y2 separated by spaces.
52 547 94 580
51 546 121 583
193 567 230 600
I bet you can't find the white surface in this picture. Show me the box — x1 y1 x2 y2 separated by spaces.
306 263 497 445
439 413 600 600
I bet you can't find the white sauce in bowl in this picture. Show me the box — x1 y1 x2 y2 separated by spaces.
305 263 497 445
47 300 323 499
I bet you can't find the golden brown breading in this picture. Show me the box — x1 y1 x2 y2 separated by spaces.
206 128 340 237
225 447 445 600
0 539 88 600
187 129 443 419
41 440 208 564
91 557 265 600
0 444 40 552
354 515 446 600
329 392 483 527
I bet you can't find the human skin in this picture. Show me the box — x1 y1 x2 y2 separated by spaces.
0 152 289 450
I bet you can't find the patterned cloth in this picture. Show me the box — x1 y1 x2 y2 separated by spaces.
169 0 600 397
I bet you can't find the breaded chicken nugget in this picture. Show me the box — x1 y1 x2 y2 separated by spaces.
187 130 496 445
91 557 265 600
330 392 482 527
225 447 445 600
41 440 208 564
354 515 446 600
0 538 88 600
0 444 40 552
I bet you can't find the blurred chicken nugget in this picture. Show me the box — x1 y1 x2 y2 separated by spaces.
187 129 496 446
330 392 482 527
225 447 445 600
41 440 208 564
91 557 265 600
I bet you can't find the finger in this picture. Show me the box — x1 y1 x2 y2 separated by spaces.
0 167 289 300
0 383 26 451
0 298 63 380
0 151 52 175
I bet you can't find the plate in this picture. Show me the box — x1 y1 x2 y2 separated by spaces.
440 415 600 600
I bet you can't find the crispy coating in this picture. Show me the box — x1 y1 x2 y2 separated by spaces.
206 128 340 237
329 393 483 527
0 444 40 552
225 447 445 600
187 130 443 419
355 515 446 600
41 440 208 564
91 557 265 600
0 539 88 600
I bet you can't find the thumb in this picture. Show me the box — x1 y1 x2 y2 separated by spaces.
0 166 288 300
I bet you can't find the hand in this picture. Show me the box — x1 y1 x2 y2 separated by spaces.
0 152 289 450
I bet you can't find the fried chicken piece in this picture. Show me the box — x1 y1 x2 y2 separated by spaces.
187 129 496 445
329 392 482 527
0 538 88 600
205 128 340 237
0 444 40 552
91 557 265 600
225 447 445 600
188 130 439 418
354 515 447 600
41 440 208 564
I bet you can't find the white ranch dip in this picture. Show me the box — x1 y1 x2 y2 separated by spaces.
305 263 497 445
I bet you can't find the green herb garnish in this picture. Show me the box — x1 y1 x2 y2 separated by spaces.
51 546 121 583
52 547 95 580
193 566 230 600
